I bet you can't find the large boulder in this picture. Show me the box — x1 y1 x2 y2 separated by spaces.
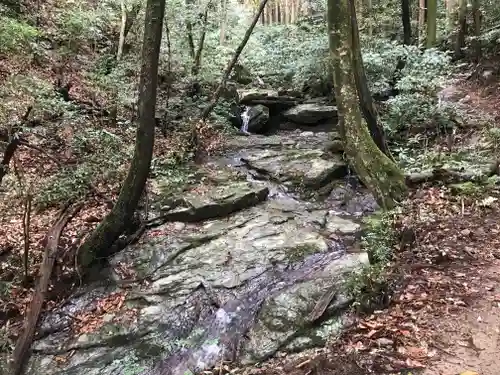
240 148 347 189
283 103 338 125
241 105 270 133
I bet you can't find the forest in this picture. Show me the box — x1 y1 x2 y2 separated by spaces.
1 0 500 374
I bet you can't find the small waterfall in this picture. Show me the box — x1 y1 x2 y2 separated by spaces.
240 106 251 134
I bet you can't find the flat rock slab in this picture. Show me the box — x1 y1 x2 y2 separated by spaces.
240 251 368 364
241 149 347 189
159 180 269 222
283 103 338 124
26 201 366 375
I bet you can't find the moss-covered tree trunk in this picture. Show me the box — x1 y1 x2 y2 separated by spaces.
426 0 437 47
402 0 412 45
77 0 165 269
348 0 391 157
327 0 407 210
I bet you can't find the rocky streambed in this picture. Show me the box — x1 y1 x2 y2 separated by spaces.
24 129 378 375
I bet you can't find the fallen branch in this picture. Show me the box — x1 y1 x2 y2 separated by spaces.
22 193 32 284
0 134 21 185
405 161 500 186
10 202 83 375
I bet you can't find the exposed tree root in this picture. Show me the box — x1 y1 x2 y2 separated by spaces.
405 160 500 185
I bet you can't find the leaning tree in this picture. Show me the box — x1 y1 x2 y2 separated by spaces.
78 0 166 269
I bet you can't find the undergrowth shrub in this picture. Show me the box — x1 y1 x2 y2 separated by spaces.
0 75 74 126
53 3 114 53
36 128 132 209
346 211 397 312
0 15 39 56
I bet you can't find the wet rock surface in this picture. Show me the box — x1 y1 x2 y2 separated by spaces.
25 130 377 375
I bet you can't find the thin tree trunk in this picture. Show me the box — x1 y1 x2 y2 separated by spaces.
124 3 142 39
471 0 481 61
186 0 196 58
328 0 407 209
77 0 165 269
402 0 412 44
426 0 437 48
219 0 228 44
349 0 391 157
365 0 372 36
117 0 127 61
418 0 426 43
199 0 271 121
192 2 210 75
455 0 467 58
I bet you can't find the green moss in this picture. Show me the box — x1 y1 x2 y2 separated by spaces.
287 242 322 262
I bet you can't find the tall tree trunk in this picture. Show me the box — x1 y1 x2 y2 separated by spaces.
426 0 437 47
418 0 426 44
77 0 165 269
455 0 467 58
446 0 456 30
349 0 391 156
471 0 481 61
327 0 407 210
402 0 412 44
365 0 372 36
117 0 127 61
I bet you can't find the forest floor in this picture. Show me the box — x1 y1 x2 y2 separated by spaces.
227 67 500 375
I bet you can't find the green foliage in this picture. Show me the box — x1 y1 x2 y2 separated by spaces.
36 128 131 209
89 56 139 108
53 3 113 53
367 44 455 133
361 212 396 264
35 166 92 209
243 23 329 88
346 211 397 311
0 75 74 125
0 15 39 56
